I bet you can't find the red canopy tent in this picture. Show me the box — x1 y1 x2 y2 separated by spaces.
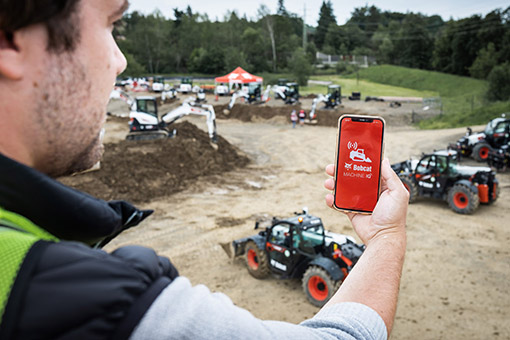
215 67 263 89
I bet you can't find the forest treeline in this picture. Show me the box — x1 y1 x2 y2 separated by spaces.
115 1 510 100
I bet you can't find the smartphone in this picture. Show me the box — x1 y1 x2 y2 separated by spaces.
334 115 385 214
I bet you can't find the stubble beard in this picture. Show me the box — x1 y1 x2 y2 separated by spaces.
35 53 105 178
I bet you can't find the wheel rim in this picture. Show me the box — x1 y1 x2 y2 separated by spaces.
453 192 469 209
308 275 328 301
479 147 489 159
247 249 259 270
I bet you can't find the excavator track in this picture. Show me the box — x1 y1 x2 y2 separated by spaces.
126 130 171 141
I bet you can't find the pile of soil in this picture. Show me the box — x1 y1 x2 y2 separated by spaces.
59 122 250 203
214 103 361 127
215 103 300 122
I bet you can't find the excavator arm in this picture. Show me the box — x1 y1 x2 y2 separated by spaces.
110 87 136 110
161 98 218 143
270 85 287 101
227 91 248 110
309 94 327 120
261 85 272 102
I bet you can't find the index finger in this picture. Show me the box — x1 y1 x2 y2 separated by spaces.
325 164 335 177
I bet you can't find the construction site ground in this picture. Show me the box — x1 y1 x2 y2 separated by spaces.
61 93 510 339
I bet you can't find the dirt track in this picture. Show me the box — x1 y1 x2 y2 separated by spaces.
63 93 510 339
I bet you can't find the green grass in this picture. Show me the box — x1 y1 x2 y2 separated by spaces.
303 77 438 98
343 65 487 97
338 65 510 129
418 101 510 129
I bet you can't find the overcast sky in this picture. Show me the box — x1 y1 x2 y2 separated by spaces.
128 0 509 26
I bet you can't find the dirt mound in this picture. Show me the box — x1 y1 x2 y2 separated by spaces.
214 103 361 127
59 122 250 203
215 103 300 122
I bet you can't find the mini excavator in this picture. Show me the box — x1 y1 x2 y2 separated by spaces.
308 85 341 123
224 83 299 114
109 88 218 143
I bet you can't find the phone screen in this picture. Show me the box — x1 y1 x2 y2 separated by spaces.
334 116 385 213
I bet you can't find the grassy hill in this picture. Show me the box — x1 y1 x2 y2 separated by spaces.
331 65 509 129
304 77 437 99
344 64 487 98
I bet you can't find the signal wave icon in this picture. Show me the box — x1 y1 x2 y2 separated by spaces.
347 141 358 150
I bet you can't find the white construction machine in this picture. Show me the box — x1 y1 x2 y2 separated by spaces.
109 88 217 143
273 82 300 104
308 85 342 122
224 82 302 114
223 83 272 114
215 83 229 96
151 76 171 92
178 77 193 94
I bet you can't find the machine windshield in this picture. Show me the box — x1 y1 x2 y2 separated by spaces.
484 118 504 135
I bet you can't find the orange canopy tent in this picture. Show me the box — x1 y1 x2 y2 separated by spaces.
215 67 263 87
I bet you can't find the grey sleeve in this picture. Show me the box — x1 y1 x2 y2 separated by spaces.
130 276 387 340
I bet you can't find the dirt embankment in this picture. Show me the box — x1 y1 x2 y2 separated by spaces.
214 102 363 127
59 122 249 203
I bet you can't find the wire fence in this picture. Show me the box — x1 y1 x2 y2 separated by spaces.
315 52 377 68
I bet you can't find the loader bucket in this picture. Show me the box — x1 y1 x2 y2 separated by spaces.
220 242 235 259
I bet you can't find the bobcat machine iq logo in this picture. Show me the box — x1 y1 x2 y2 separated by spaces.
344 141 373 173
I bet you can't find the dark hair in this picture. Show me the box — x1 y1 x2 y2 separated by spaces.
0 0 81 52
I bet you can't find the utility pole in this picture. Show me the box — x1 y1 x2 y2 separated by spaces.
302 3 307 50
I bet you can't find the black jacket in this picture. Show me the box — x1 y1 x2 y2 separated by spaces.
0 154 178 339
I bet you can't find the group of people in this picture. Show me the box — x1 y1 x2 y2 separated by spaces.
0 0 409 339
291 109 307 128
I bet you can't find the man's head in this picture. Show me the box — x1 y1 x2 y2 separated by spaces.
0 0 81 52
0 0 128 177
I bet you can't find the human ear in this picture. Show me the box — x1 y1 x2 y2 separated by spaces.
0 30 23 80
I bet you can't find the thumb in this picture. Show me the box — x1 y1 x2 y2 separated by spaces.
380 159 403 192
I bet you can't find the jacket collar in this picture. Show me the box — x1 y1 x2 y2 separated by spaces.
0 153 152 246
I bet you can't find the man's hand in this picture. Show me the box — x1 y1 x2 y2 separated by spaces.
323 159 409 245
322 158 409 336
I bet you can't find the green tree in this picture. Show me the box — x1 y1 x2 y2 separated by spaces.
341 23 368 53
393 14 433 69
223 47 249 72
469 43 499 79
477 10 506 51
371 22 399 64
121 52 146 77
306 41 317 64
277 0 288 16
324 23 347 54
432 16 484 75
258 5 277 72
273 12 303 70
117 11 173 74
289 48 312 86
432 21 454 73
348 5 383 40
315 1 336 50
241 27 270 72
487 62 510 101
188 47 225 74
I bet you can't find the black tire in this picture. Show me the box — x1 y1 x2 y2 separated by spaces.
447 184 479 214
302 266 340 307
473 143 493 162
399 174 418 203
245 241 269 279
487 179 500 204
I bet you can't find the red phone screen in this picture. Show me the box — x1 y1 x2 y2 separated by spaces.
334 116 384 213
